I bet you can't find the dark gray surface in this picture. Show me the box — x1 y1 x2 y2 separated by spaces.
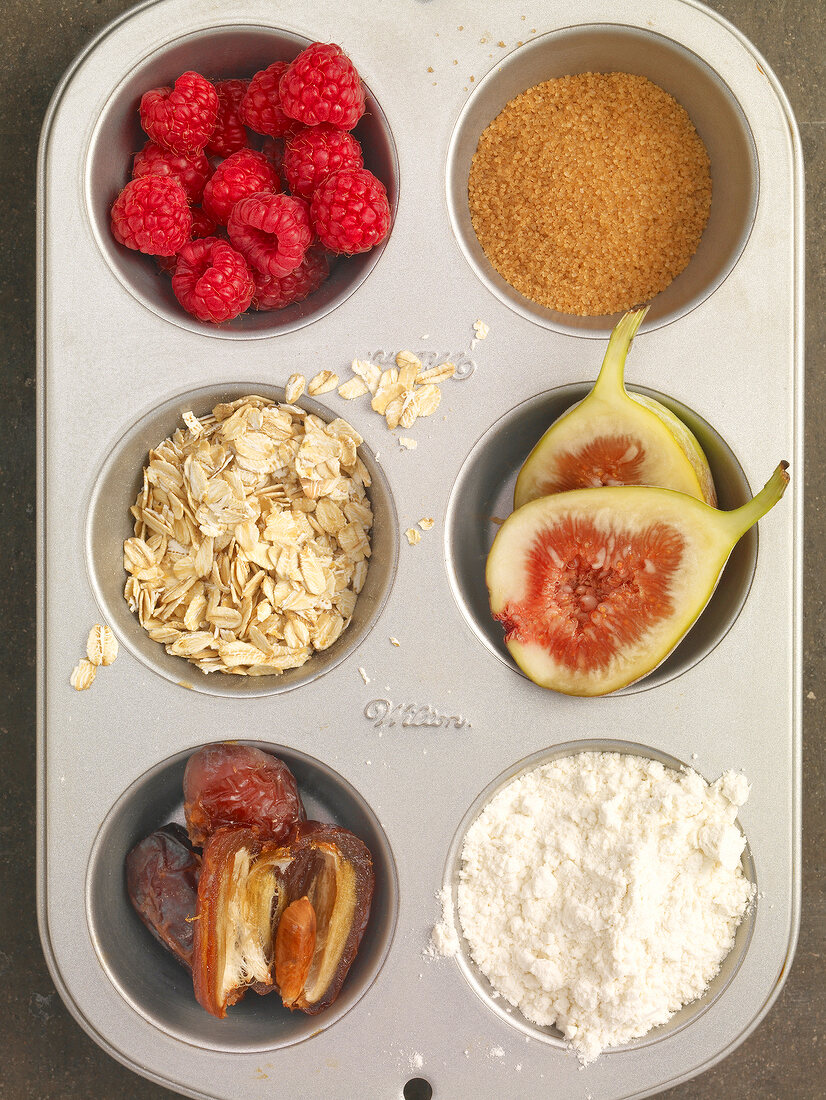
3 0 822 1096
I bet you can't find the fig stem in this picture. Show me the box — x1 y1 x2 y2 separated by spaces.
720 462 790 542
590 306 650 401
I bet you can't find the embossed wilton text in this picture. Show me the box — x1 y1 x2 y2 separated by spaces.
364 698 469 730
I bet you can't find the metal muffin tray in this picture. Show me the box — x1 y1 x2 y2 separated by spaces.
36 0 804 1097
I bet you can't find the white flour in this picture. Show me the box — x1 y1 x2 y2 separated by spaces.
427 887 459 958
456 752 754 1064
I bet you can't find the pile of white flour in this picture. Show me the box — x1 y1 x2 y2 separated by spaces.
456 752 754 1064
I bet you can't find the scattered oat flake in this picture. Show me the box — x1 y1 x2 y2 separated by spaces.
358 666 370 685
389 636 401 647
418 362 455 385
473 319 489 339
807 690 816 700
414 384 441 417
70 659 97 691
307 370 339 395
405 528 421 545
351 359 382 394
86 624 118 666
418 517 435 531
338 377 368 400
398 437 417 450
285 373 306 403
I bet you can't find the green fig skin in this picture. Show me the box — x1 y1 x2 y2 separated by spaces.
488 465 789 697
514 308 717 510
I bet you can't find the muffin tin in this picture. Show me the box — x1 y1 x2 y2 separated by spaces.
36 1 803 1097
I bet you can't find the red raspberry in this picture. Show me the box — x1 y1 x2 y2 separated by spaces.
189 207 218 239
132 141 210 203
140 71 219 155
206 79 250 158
260 137 286 181
279 43 365 131
252 246 331 310
111 176 192 256
241 62 298 138
172 237 254 323
201 149 281 225
310 168 390 254
155 206 218 274
283 124 364 200
228 193 314 277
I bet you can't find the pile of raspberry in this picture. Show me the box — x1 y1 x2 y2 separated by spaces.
109 43 391 324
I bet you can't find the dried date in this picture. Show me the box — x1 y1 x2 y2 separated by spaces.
183 743 305 848
274 821 374 1014
126 823 200 969
192 825 295 1017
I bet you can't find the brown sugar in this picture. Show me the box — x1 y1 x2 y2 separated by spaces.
468 72 712 316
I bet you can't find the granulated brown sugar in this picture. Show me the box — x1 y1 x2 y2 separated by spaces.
468 72 712 316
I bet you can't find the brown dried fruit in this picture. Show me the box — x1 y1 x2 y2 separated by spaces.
184 743 305 847
192 826 293 1017
126 823 201 970
275 896 317 1007
275 821 375 1014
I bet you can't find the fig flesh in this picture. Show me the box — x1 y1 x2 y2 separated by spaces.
488 464 789 696
514 308 717 509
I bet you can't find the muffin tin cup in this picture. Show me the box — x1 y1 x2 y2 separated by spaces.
445 383 757 694
446 23 758 337
443 739 756 1053
38 2 803 1098
85 24 400 339
86 740 399 1052
85 382 400 696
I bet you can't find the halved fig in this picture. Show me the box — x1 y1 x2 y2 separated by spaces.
192 826 293 1017
126 823 200 969
514 308 717 509
488 464 789 696
184 743 305 848
275 821 375 1015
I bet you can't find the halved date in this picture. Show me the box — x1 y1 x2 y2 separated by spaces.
192 825 294 1017
183 743 306 848
126 823 200 969
274 821 374 1015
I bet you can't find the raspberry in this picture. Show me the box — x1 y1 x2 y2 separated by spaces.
279 43 365 131
206 79 250 158
155 206 218 274
260 137 287 182
228 193 314 277
111 176 192 255
310 168 390 254
132 141 211 203
240 62 298 138
140 71 219 155
283 124 364 200
172 237 254 323
189 206 218 239
201 149 281 225
252 246 331 310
